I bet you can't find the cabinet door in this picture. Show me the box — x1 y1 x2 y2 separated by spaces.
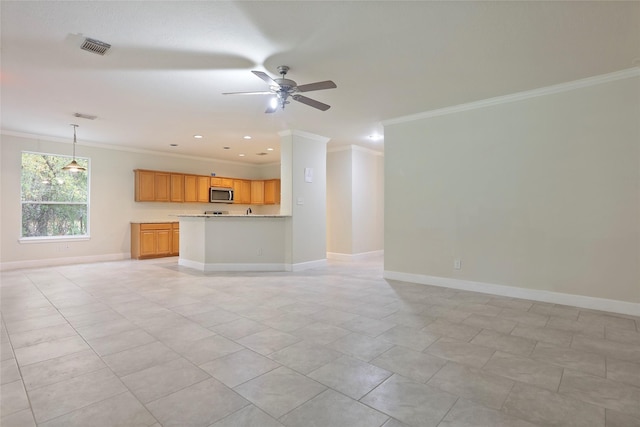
170 174 184 202
184 175 198 202
155 173 171 202
197 176 210 202
250 180 264 205
156 229 171 255
211 177 233 188
140 230 157 256
135 170 156 201
171 224 179 255
232 180 243 204
264 179 281 204
233 179 252 204
241 180 252 204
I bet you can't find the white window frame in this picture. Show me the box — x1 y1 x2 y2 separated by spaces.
19 150 91 243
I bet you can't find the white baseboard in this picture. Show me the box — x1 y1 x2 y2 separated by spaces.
178 258 287 272
383 270 640 317
290 259 328 272
327 250 384 261
0 253 131 271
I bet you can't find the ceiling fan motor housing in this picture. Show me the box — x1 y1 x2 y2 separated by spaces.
274 78 297 91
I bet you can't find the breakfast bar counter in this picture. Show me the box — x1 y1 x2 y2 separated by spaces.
177 214 292 272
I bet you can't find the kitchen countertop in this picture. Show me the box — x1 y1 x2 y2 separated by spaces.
176 214 291 218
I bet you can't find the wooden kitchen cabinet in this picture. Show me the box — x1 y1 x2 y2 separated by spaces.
170 174 184 202
250 180 264 204
131 222 178 259
264 179 281 204
134 170 170 202
197 176 210 202
135 169 279 205
233 179 252 204
154 173 170 202
184 174 198 202
211 177 233 188
171 222 179 255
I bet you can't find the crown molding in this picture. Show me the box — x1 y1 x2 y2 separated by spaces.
0 130 273 167
383 67 640 126
327 144 384 157
278 129 330 144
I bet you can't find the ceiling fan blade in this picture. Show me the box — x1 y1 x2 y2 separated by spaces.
292 95 331 111
252 70 279 86
296 80 337 92
222 91 273 95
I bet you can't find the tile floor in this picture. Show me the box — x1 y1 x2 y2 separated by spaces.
1 256 639 427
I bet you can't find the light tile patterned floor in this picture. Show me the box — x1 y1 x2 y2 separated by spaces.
1 256 639 427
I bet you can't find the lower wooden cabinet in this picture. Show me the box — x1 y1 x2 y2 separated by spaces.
131 222 179 259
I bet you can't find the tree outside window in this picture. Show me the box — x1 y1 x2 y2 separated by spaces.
21 152 89 238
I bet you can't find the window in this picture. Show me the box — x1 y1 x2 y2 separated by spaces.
21 151 90 239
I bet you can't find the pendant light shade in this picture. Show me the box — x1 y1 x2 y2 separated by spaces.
62 124 86 172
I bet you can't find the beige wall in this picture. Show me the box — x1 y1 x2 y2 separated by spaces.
327 148 353 254
384 74 640 306
327 146 384 256
0 133 279 268
281 131 329 267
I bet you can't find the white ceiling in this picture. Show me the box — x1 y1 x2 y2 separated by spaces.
2 1 639 164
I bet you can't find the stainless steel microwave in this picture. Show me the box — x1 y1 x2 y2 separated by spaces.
210 187 234 203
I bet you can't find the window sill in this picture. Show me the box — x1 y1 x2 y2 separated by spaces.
19 236 90 244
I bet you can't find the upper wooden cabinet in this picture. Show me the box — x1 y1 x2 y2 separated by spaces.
170 174 184 202
211 177 233 188
184 174 198 202
264 179 281 205
135 169 279 205
135 170 155 201
135 170 170 202
233 179 251 204
197 176 210 203
250 180 265 205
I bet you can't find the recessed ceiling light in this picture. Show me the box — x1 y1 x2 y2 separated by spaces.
194 135 203 139
170 143 178 147
243 135 252 140
368 134 383 141
239 153 245 157
267 147 274 151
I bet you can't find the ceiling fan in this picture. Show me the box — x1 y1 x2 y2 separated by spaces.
223 65 337 113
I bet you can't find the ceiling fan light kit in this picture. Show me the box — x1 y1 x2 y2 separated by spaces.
223 65 336 113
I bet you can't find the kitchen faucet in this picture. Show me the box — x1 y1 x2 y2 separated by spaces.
246 207 252 215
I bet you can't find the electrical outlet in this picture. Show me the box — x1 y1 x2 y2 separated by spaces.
454 259 461 270
257 248 262 256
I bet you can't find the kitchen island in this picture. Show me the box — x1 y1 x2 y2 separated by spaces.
177 214 292 272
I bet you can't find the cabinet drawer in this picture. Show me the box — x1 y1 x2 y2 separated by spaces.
140 223 173 231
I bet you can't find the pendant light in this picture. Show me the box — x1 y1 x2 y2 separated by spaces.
62 124 86 172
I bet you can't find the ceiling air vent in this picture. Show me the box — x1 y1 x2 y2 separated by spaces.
255 152 268 156
74 112 97 120
80 38 111 56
